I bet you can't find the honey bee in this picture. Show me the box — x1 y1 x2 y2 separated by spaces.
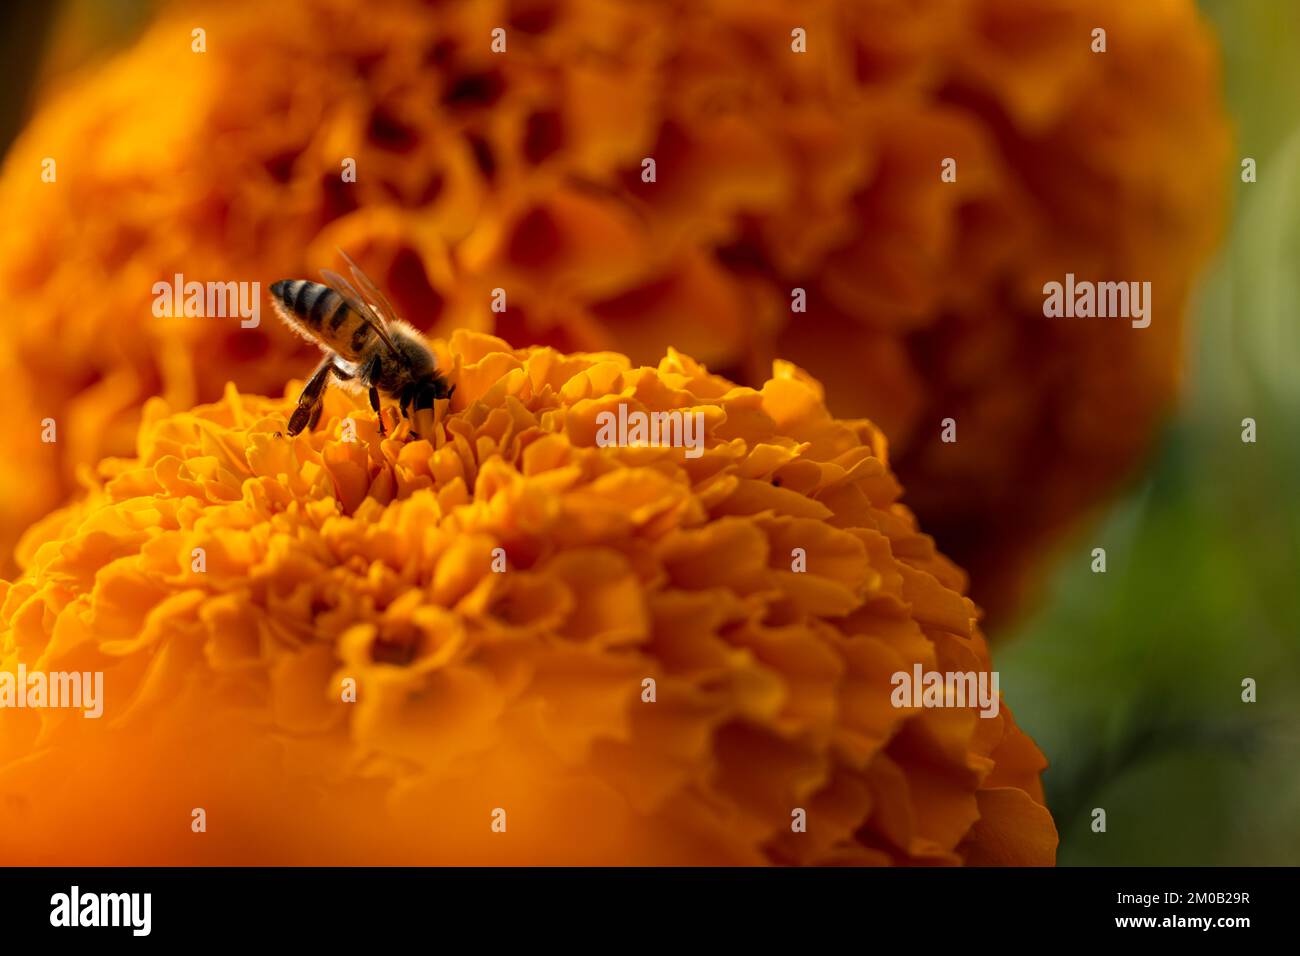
269 250 454 438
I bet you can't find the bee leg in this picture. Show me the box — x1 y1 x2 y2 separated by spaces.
402 389 437 443
369 386 386 437
356 353 386 435
287 358 336 437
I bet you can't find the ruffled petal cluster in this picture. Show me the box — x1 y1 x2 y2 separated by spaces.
0 333 1054 865
0 0 1229 620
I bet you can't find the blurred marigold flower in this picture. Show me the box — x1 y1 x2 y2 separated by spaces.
0 0 1229 622
0 333 1055 865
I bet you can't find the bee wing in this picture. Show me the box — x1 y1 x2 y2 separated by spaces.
319 266 401 357
337 248 407 329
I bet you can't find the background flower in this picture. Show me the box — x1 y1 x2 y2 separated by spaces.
0 333 1054 864
0 0 1229 624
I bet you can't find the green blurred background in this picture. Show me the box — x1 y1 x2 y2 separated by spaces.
1 0 1296 866
999 0 1300 865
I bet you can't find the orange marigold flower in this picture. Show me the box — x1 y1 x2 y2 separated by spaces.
0 0 1229 623
0 333 1055 865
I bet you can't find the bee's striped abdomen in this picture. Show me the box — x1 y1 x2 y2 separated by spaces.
270 279 375 360
271 279 342 330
